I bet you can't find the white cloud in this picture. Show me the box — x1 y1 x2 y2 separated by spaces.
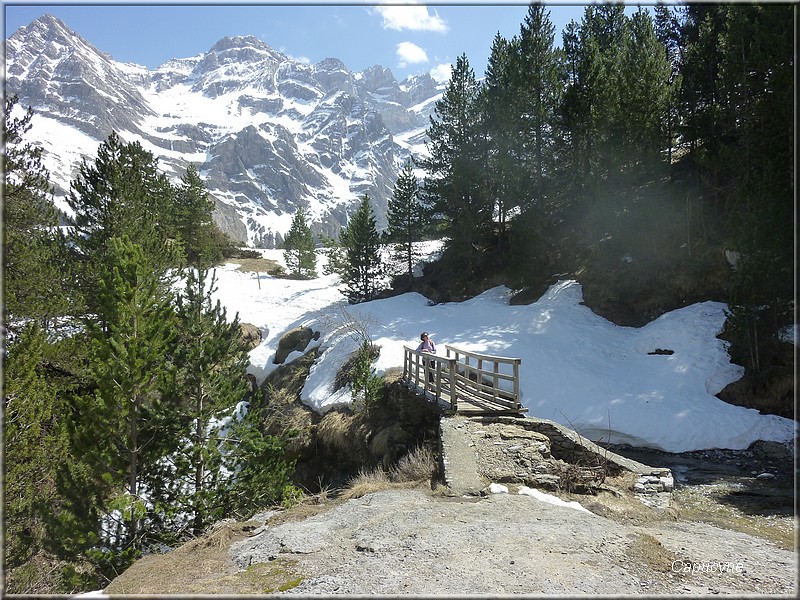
429 63 452 83
396 41 428 67
277 46 310 65
374 4 448 33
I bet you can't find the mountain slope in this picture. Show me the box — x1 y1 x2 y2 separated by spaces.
5 15 443 246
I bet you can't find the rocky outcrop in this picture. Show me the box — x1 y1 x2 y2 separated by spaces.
273 326 320 364
441 415 672 498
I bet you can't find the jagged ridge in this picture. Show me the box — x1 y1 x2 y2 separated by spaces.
5 15 444 246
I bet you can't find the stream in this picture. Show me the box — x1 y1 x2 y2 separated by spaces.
608 441 797 550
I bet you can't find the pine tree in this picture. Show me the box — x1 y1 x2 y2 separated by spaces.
654 4 687 167
162 267 251 536
620 8 672 177
219 404 297 518
516 4 562 204
174 164 224 267
349 340 383 414
480 33 521 240
419 54 490 272
67 132 179 315
2 323 72 583
2 96 70 327
338 195 383 304
320 234 346 277
282 207 317 278
77 235 177 553
713 4 795 372
385 161 426 290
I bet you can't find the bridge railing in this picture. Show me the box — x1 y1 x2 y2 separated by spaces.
402 344 522 413
403 346 457 409
444 345 521 411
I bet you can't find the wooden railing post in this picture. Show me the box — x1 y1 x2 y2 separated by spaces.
448 358 457 411
493 361 499 403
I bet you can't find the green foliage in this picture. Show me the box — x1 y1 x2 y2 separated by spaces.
2 95 71 326
336 195 384 303
174 164 227 267
349 341 383 414
165 266 251 536
282 207 317 278
420 54 491 272
3 324 69 570
66 132 181 315
320 234 346 276
385 161 427 288
220 405 297 519
78 235 178 550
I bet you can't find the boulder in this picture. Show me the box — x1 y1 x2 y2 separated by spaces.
274 326 319 364
239 323 262 351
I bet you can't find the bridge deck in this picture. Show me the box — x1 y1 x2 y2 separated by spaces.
410 380 528 416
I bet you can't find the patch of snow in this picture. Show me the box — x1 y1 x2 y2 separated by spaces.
517 486 593 514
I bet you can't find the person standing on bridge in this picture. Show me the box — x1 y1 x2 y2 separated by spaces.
416 332 436 382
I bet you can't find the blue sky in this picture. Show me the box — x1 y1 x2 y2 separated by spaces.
2 2 615 82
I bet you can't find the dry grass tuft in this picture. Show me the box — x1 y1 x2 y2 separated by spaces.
230 257 280 273
315 411 357 452
340 467 393 500
340 445 438 500
392 445 437 482
625 532 680 573
197 520 239 550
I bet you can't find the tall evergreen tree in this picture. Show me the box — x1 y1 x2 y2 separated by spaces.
338 195 383 304
3 323 71 587
516 4 562 205
654 4 688 167
619 9 672 177
419 54 490 272
713 4 795 371
385 161 426 289
480 33 521 239
174 164 224 267
163 267 251 536
282 207 317 279
560 5 631 191
2 96 69 327
66 132 179 315
76 235 177 554
219 404 297 519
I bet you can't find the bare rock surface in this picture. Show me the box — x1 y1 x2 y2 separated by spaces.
105 417 796 596
230 488 796 595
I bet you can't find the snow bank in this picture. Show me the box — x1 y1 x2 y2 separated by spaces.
210 251 796 453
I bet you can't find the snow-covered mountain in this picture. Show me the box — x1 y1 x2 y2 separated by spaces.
5 14 443 246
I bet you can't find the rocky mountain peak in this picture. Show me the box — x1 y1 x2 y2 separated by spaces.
5 14 444 247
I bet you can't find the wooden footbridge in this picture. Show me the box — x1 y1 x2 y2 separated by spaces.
402 344 527 416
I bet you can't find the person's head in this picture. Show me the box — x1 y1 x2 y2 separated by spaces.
420 332 429 341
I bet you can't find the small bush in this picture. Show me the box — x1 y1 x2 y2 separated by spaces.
268 264 286 277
